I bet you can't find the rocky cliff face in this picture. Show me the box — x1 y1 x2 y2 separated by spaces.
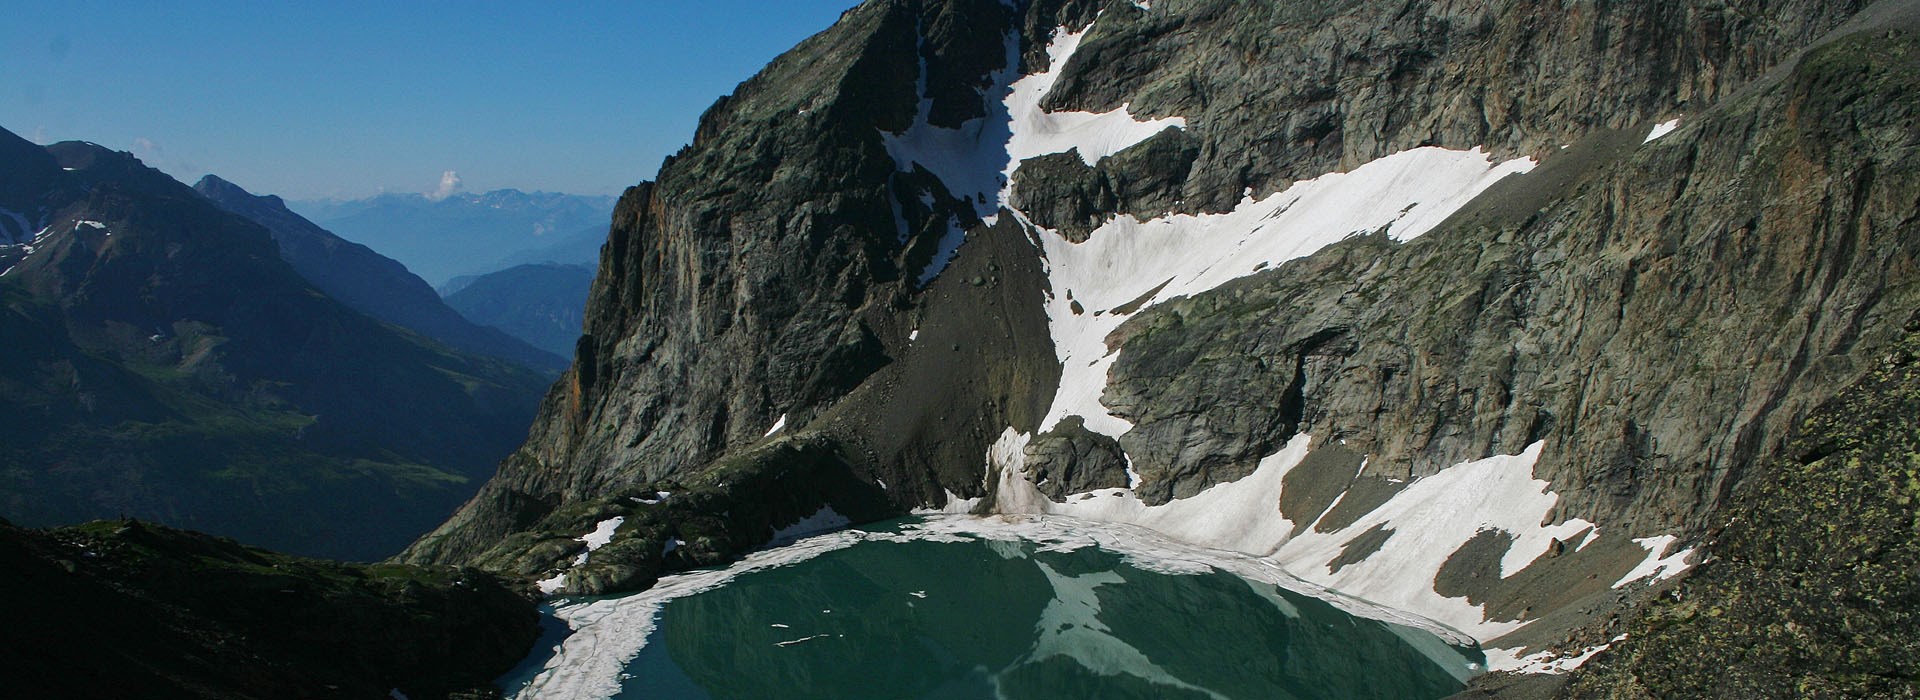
407 0 1918 688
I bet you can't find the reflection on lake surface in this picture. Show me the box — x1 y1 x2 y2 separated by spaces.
507 517 1483 700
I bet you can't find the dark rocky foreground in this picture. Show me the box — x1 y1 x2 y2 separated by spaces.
0 518 538 700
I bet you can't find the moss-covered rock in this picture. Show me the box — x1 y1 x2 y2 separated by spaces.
1559 315 1920 697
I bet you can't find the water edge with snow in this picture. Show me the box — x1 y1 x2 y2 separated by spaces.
503 515 1486 700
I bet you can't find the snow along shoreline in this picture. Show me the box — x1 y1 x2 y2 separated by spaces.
508 513 1482 700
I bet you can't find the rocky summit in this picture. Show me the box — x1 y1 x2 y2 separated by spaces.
398 0 1920 695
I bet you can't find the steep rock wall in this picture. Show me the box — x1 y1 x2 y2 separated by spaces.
404 0 1911 681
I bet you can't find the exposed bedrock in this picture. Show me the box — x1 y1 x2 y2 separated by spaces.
1108 16 1920 535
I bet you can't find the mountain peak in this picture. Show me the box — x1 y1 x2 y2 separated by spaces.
194 174 287 211
44 140 137 172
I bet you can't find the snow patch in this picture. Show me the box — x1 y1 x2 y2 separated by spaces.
1486 641 1613 674
880 22 1184 285
913 489 983 515
1643 118 1682 143
579 517 623 551
631 491 671 506
991 434 1594 643
891 20 1530 438
534 572 568 596
1576 527 1601 552
996 26 1185 189
1612 535 1695 588
570 517 624 567
992 429 1306 556
763 414 788 438
1032 146 1535 437
1269 442 1595 640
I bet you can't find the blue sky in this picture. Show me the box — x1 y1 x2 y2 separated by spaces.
0 1 862 199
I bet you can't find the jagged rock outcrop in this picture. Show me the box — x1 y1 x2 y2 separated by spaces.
407 1 1918 692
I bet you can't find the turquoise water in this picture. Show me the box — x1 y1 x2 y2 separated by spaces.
508 523 1482 699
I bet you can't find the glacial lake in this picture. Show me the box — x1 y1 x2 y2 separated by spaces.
503 516 1484 699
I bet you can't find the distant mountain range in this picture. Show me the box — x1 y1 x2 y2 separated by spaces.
0 126 552 560
195 175 568 373
290 189 615 286
443 262 595 358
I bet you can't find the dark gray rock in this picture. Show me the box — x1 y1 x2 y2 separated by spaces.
1023 415 1131 500
1044 0 1869 214
1105 21 1920 538
1010 127 1199 241
407 0 1099 567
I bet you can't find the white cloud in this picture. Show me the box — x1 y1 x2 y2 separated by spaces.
428 170 463 200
